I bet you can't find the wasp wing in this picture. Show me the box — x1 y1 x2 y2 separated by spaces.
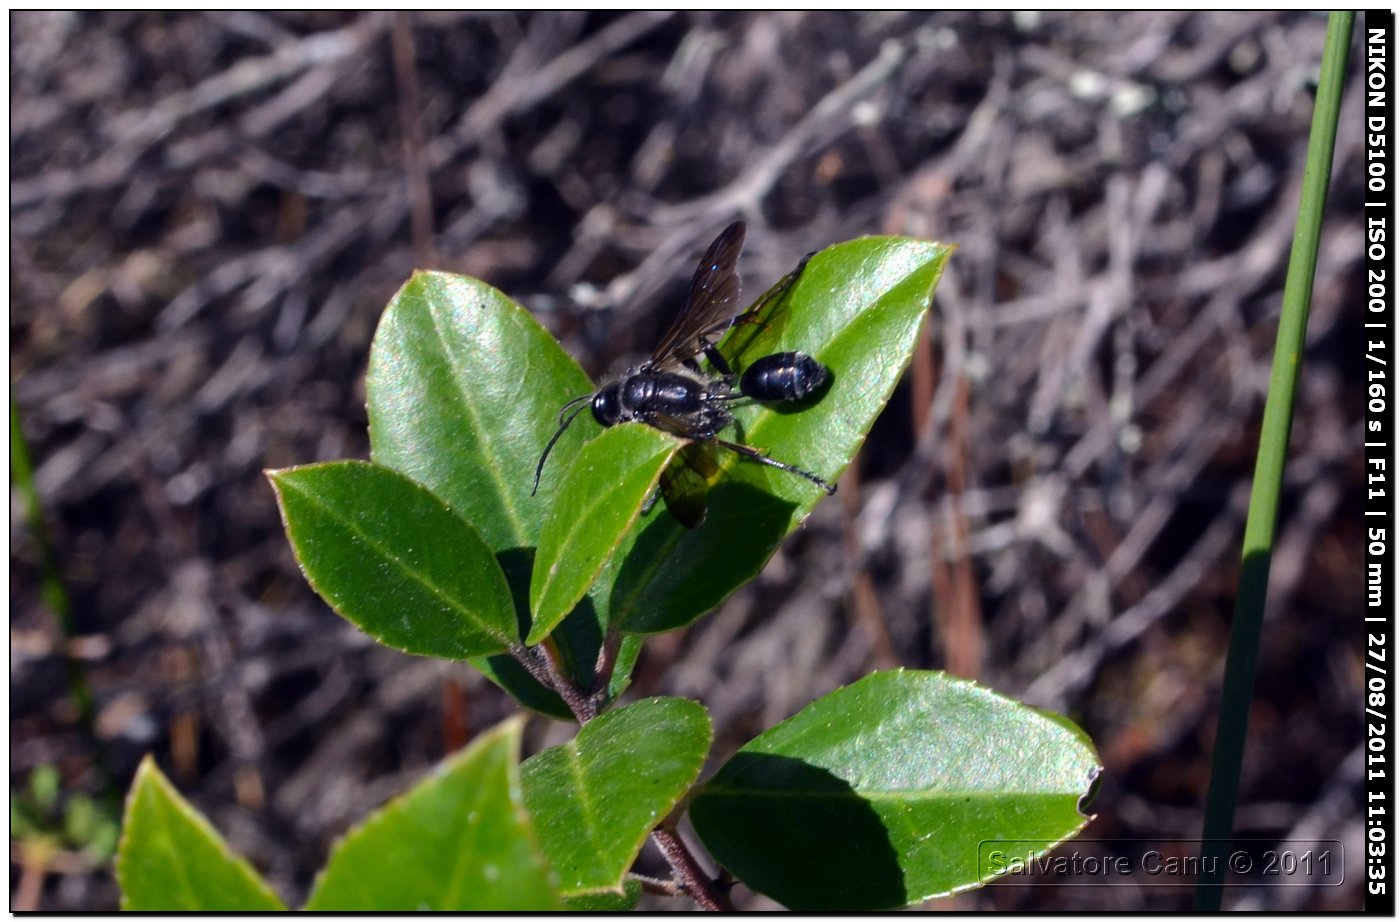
657 441 722 529
720 250 816 367
649 221 746 371
644 411 727 528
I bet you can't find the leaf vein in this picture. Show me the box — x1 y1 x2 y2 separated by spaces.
290 478 507 644
422 294 531 546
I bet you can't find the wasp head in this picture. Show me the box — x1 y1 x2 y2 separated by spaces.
591 380 624 426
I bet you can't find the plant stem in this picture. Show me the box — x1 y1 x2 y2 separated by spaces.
509 643 595 723
651 825 735 912
12 842 50 913
1192 10 1352 909
515 638 732 909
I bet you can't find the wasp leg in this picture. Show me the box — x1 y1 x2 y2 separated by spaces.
722 251 818 361
701 339 735 380
680 338 736 384
732 251 815 326
714 438 835 495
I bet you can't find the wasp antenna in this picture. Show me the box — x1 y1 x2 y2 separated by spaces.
556 393 591 427
533 400 591 496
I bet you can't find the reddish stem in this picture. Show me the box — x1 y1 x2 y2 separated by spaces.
510 644 595 723
651 826 735 911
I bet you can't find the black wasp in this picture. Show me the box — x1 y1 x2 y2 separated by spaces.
532 221 834 526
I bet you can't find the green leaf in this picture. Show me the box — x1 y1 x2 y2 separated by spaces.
11 794 35 840
305 717 560 911
367 271 593 552
64 793 120 861
366 271 626 706
611 237 955 634
117 756 286 911
608 633 645 701
562 877 643 911
269 461 516 659
28 764 59 813
529 425 681 644
521 698 711 895
689 670 1099 910
474 653 574 721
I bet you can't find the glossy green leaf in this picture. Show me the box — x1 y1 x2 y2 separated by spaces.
366 271 627 708
529 425 680 644
562 878 643 911
117 756 286 911
269 461 516 659
305 718 560 911
690 670 1100 910
367 270 593 552
608 633 645 701
521 698 711 895
611 237 955 634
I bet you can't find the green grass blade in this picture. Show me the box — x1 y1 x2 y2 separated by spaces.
1194 11 1354 908
11 393 108 792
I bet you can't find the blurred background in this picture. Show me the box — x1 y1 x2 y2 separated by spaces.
10 11 1366 910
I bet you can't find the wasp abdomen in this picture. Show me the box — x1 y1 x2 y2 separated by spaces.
740 352 829 403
